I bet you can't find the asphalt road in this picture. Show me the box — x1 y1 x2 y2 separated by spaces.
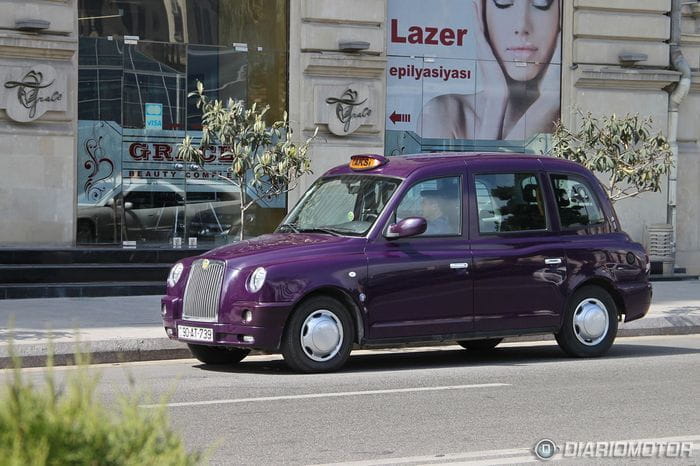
3 335 700 465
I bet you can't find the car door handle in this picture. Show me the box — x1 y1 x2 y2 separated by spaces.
450 262 469 269
545 258 563 265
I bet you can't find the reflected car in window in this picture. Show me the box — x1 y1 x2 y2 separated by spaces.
77 180 245 244
162 153 652 373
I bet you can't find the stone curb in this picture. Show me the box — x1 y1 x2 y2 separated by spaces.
1 317 699 369
0 338 192 369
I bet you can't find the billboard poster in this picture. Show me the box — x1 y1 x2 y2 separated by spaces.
386 0 562 155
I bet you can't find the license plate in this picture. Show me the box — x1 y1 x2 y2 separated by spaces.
178 325 213 343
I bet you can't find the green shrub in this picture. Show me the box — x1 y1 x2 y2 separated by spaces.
0 352 202 466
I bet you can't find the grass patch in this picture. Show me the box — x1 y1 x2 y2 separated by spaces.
0 346 202 466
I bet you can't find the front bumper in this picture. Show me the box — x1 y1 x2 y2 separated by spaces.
619 281 653 322
161 296 292 351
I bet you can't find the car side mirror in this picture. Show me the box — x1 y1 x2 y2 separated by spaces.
385 217 427 239
124 202 133 210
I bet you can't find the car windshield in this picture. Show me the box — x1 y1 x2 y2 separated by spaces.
278 175 401 237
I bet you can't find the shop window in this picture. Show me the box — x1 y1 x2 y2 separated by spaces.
78 0 288 49
77 0 289 245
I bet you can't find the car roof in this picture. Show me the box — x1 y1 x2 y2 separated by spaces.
323 152 588 179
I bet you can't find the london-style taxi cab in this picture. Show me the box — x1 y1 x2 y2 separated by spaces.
162 153 652 373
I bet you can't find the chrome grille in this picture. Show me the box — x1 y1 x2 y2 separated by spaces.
182 259 225 322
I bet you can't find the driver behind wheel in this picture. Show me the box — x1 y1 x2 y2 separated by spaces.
420 190 453 235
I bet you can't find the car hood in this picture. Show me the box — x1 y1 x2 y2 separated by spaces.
201 233 367 268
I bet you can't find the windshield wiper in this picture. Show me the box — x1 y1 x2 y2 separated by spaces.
297 227 341 237
278 223 300 233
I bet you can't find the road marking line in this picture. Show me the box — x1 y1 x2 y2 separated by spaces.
139 383 510 409
315 435 700 466
437 455 538 465
315 448 533 466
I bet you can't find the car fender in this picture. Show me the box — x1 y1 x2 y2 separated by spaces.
252 254 368 341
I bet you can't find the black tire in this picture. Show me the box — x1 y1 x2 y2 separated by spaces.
281 296 354 373
188 344 250 365
457 338 503 351
555 286 618 358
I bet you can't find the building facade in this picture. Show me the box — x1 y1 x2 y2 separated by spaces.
1 0 699 272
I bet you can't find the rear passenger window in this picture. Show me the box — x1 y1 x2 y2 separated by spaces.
474 173 547 233
550 174 605 228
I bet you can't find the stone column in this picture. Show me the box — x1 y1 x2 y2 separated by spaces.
288 0 387 205
0 0 78 245
563 0 675 246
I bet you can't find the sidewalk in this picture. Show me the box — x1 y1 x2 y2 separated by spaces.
1 281 699 368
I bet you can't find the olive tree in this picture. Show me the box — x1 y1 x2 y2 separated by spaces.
551 112 673 202
179 82 316 240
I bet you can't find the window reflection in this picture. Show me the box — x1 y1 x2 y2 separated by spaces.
475 173 547 233
76 1 289 245
550 174 605 229
78 0 287 49
186 46 248 130
123 43 186 130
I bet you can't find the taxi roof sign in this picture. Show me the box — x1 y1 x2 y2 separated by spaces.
349 154 388 171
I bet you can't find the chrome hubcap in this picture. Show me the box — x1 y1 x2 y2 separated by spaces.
573 298 609 346
300 309 343 362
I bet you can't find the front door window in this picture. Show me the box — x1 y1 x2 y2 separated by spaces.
395 176 462 236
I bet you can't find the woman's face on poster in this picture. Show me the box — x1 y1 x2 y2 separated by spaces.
484 0 560 81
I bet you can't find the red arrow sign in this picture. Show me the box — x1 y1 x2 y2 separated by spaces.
389 111 411 125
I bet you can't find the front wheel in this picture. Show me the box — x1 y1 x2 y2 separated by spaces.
187 344 250 365
555 286 618 358
281 296 354 373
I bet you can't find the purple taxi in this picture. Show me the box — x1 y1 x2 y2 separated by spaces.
162 153 652 373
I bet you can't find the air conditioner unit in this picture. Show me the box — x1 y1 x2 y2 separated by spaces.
645 223 674 275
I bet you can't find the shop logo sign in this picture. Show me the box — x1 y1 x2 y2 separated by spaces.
325 86 372 136
145 103 163 130
2 65 67 122
83 134 115 202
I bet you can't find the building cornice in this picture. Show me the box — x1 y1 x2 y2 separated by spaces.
304 54 386 79
302 18 381 28
0 35 76 60
574 65 680 90
680 33 700 45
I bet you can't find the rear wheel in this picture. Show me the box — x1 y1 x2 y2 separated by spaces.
187 344 250 365
457 338 503 351
281 296 354 373
555 286 618 357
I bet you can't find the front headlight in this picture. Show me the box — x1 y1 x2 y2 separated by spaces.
246 267 267 293
167 262 184 287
